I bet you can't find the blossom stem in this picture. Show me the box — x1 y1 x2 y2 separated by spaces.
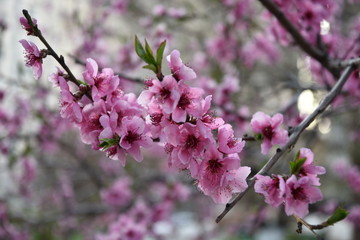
216 64 355 223
294 215 323 240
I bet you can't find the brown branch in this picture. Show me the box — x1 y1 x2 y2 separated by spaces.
294 215 323 240
216 64 355 223
22 9 93 101
257 0 340 78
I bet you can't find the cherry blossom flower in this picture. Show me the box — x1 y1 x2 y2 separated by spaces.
169 122 209 177
332 160 360 193
138 76 180 114
58 76 83 123
197 146 250 203
101 177 132 207
167 50 196 81
19 16 37 35
297 148 326 186
284 175 323 218
80 100 107 147
82 58 120 102
250 111 288 154
172 83 204 123
254 174 286 207
218 124 245 154
118 116 152 165
199 95 225 130
19 39 44 80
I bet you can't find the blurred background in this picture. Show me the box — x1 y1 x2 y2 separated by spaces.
0 0 360 239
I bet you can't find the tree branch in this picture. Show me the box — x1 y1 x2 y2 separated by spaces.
22 9 93 100
216 64 355 223
257 0 340 77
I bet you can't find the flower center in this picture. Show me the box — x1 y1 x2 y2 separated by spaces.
125 131 141 144
292 187 307 201
185 134 198 149
227 138 238 148
263 125 274 140
89 114 102 129
178 93 191 110
207 159 223 174
160 87 171 99
25 52 42 66
150 113 163 126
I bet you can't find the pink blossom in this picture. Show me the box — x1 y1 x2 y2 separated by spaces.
19 39 44 80
138 76 180 114
118 116 152 164
284 175 323 218
297 148 326 186
167 50 196 81
152 5 167 16
250 111 288 154
19 16 37 35
82 58 120 101
80 100 107 147
332 160 360 193
197 146 250 203
48 68 64 87
58 76 83 123
199 95 225 130
169 122 209 177
167 7 187 19
218 124 245 154
254 174 285 207
113 0 129 13
172 83 204 123
215 166 250 203
101 177 132 207
348 205 360 227
97 214 146 240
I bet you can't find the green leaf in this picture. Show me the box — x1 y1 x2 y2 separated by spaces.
99 136 119 149
78 80 88 86
325 207 349 226
254 133 263 141
144 40 156 65
156 40 166 71
143 64 157 72
289 157 306 175
134 35 148 62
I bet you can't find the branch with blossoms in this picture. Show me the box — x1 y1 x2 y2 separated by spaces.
18 4 360 239
216 63 356 223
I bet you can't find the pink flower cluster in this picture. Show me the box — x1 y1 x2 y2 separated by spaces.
96 182 190 240
250 111 288 155
50 59 152 167
19 17 45 80
101 177 133 207
267 0 338 44
348 205 360 227
255 148 325 218
332 160 360 193
138 50 250 203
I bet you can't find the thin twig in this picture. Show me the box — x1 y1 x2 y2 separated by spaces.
257 0 339 78
22 10 93 100
216 65 355 223
294 215 323 240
